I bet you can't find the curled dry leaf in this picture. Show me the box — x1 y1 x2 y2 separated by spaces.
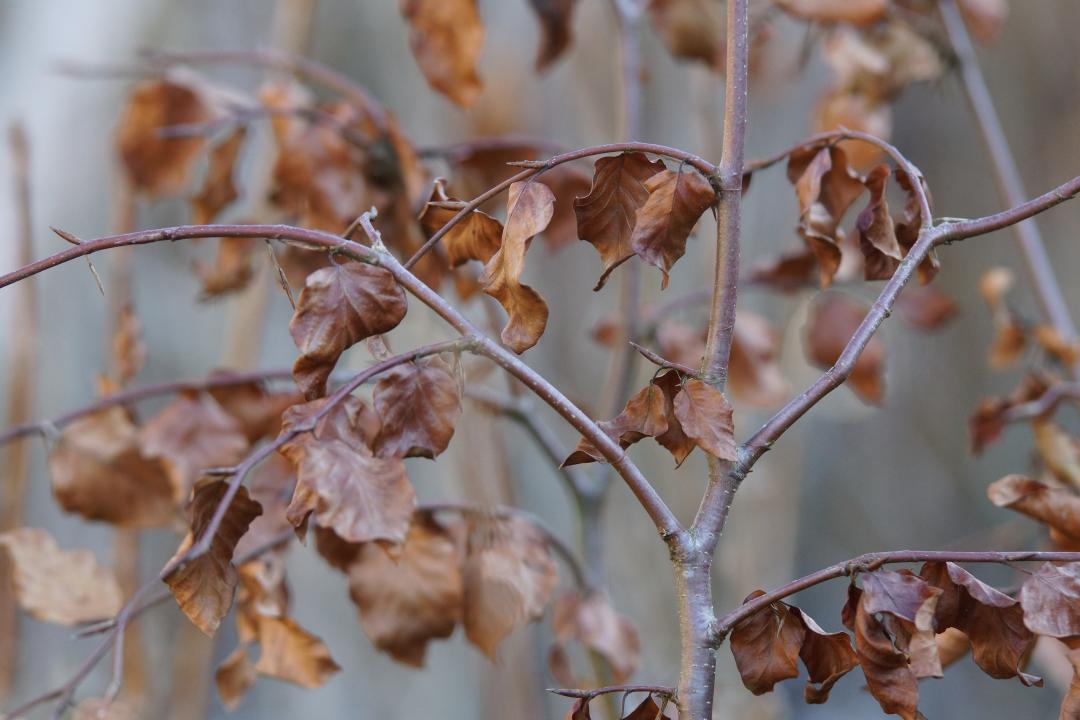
562 378 668 466
289 261 408 399
630 169 716 289
1034 325 1080 367
804 292 884 404
730 312 788 408
793 605 859 704
528 0 578 71
164 481 262 636
0 527 123 625
647 0 726 67
48 406 174 527
462 514 558 658
215 647 257 712
196 236 259 300
549 591 641 686
235 453 296 559
774 0 888 25
138 390 250 502
813 90 892 171
208 380 302 444
279 396 416 547
673 378 737 461
71 699 139 720
372 355 462 459
987 475 1080 541
623 695 674 719
481 180 554 353
574 152 666 291
112 302 146 385
1061 649 1080 720
400 0 484 107
894 167 938 284
894 285 958 331
347 511 465 666
747 249 818 293
1034 419 1080 490
1020 562 1080 639
419 178 502 267
253 616 341 688
191 126 247 224
857 164 903 281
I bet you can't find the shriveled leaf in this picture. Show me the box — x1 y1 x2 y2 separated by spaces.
1061 649 1080 720
730 592 804 694
729 312 788 408
894 166 938 284
623 695 674 719
563 380 668 466
574 152 666 290
165 481 262 636
0 528 122 625
192 126 246 224
481 180 554 353
253 616 341 688
280 397 415 546
215 647 257 711
747 249 818 293
630 169 716 289
988 475 1080 541
419 178 502 267
791 605 858 703
112 302 146 385
895 285 958 331
463 514 558 658
347 511 464 666
138 391 250 502
400 0 484 107
208 380 301 444
959 0 1008 44
652 369 697 465
648 0 725 67
289 261 408 399
813 91 892 171
1034 419 1080 490
1034 325 1080 367
196 236 259 300
805 292 884 404
372 355 461 459
48 407 174 527
1020 562 1080 639
775 0 888 25
857 164 903 280
673 378 736 460
528 0 578 70
549 591 641 685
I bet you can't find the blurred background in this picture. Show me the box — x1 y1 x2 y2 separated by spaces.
1 0 1079 717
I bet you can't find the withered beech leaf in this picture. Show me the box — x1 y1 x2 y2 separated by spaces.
790 605 858 704
463 514 558 659
48 406 174 527
747 249 818 293
0 528 123 625
71 699 139 720
215 647 257 712
622 695 674 720
165 481 262 636
1020 562 1080 639
775 0 888 25
235 453 296 560
549 591 641 686
630 169 716 289
208 380 302 444
419 178 502 267
1034 325 1080 368
252 616 341 688
805 292 884 404
894 285 958 331
729 592 804 695
895 166 939 284
289 261 408 399
138 391 250 502
1061 649 1080 720
1034 419 1080 490
347 511 464 667
528 0 578 70
573 152 666 290
959 0 1008 44
112 302 147 385
987 475 1080 541
647 0 725 67
652 369 697 465
481 180 554 353
191 126 246 224
562 380 668 466
372 355 462 459
857 164 903 281
280 396 416 547
399 0 483 108
196 236 259 300
730 312 788 408
919 561 1039 685
673 378 737 461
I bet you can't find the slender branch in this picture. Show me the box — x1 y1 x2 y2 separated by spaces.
939 0 1079 366
1001 382 1080 424
935 174 1080 245
548 683 675 700
629 342 698 378
712 549 1080 641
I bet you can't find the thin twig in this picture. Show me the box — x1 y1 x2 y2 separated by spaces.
548 683 676 700
629 342 698 378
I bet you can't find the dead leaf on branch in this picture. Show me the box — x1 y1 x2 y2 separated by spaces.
630 169 716 289
857 163 903 281
673 378 737 461
987 475 1080 542
419 178 502 267
549 591 641 686
895 285 958 331
0 527 123 625
208 380 301 444
562 379 669 466
191 125 246 224
289 260 409 399
215 647 257 711
372 355 462 459
400 0 484 108
253 616 342 688
1019 562 1080 640
804 292 884 404
528 0 578 71
112 302 147 385
647 0 726 68
729 312 789 408
196 236 259 300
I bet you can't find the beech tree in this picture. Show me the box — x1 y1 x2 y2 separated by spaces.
3 1 1080 718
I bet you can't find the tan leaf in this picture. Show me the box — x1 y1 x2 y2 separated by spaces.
196 236 259 300
823 22 944 101
208 380 301 444
400 0 484 107
347 511 464 666
48 407 175 527
138 391 250 502
280 397 416 546
112 302 146 385
729 312 788 408
804 292 884 404
165 481 262 636
463 515 558 658
1034 325 1080 367
730 591 804 694
573 152 666 290
894 166 938 284
958 0 1008 44
527 0 578 70
792 605 858 703
191 126 246 224
895 285 958 331
630 169 716 289
1020 562 1080 639
1061 649 1080 720
988 475 1080 541
215 647 257 711
935 627 971 669
372 355 461 459
775 0 888 25
0 528 122 625
647 0 725 67
253 616 341 688
289 261 408 399
651 369 697 465
480 180 554 353
747 249 818 293
1034 420 1080 490
419 178 502 267
673 378 737 461
813 91 892 171
562 380 669 466
72 699 139 720
856 164 903 281
549 591 641 686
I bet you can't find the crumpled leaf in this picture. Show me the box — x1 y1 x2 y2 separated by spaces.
48 406 174 527
548 591 641 686
1019 562 1080 639
480 180 554 353
0 527 123 625
208 380 301 444
215 646 257 711
1060 649 1080 720
968 375 1050 454
372 355 461 459
400 0 484 107
562 378 670 466
574 152 666 290
462 514 558 658
347 511 464 666
138 390 250 502
987 475 1080 541
280 396 416 547
647 0 725 67
289 261 408 399
673 378 737 461
895 285 958 330
192 126 246 224
729 312 788 408
630 169 716 289
793 605 859 703
804 292 884 404
774 0 888 25
419 178 502 267
164 481 262 636
1034 419 1080 490
528 0 578 70
196 236 259 300
857 164 903 280
253 616 341 687
112 302 146 385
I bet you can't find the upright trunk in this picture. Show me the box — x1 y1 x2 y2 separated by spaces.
675 558 717 720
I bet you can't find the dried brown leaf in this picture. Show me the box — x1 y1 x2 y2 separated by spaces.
549 591 641 686
895 285 958 331
252 616 341 687
857 164 903 281
988 475 1080 541
648 0 725 67
729 312 788 408
112 302 146 385
1020 562 1080 639
630 169 716 289
372 355 461 459
528 0 578 70
673 378 737 461
215 647 257 711
400 0 484 107
805 292 884 404
419 178 502 267
730 592 804 694
192 126 246 224
196 236 259 300
775 0 888 25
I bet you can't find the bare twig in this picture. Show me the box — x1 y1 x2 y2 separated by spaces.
629 342 698 378
548 683 675 700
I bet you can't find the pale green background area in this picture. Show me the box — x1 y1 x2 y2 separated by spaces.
0 1 1078 718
